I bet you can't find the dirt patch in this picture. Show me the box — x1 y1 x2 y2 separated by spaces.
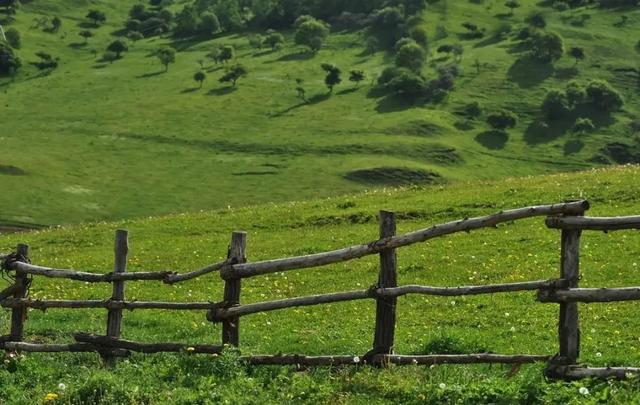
345 167 444 186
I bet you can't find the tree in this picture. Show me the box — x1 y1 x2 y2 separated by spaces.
156 46 176 72
248 34 263 50
529 31 564 63
409 26 428 48
321 63 341 93
263 32 284 50
194 71 207 88
487 109 518 130
127 31 143 43
585 80 624 112
542 89 570 120
51 16 62 33
199 12 220 36
505 0 521 15
107 40 128 59
387 69 428 99
219 45 234 63
295 18 330 53
0 42 21 75
295 78 307 102
525 12 546 28
568 46 585 65
207 47 222 64
102 51 118 64
79 30 93 44
5 27 20 49
86 10 106 26
219 64 247 86
395 43 425 72
349 69 365 88
573 118 595 134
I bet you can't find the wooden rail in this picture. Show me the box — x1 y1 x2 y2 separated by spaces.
2 200 640 380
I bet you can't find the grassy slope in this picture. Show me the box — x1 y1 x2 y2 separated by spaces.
1 0 639 226
0 166 640 403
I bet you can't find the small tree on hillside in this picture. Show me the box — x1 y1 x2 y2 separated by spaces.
0 42 21 75
321 63 341 93
103 51 118 64
529 31 564 63
79 30 93 44
295 78 307 102
219 64 248 87
395 42 425 72
487 109 518 130
568 46 585 66
219 45 234 63
156 46 176 72
248 34 263 50
295 18 330 53
194 71 207 88
107 40 128 59
263 31 285 51
505 0 520 16
127 31 143 43
86 10 106 27
51 16 62 33
349 69 365 88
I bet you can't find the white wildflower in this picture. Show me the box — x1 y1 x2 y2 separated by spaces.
438 383 446 390
58 383 66 391
579 387 589 396
596 352 602 358
353 356 360 364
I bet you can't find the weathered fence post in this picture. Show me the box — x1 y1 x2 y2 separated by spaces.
222 232 247 347
104 230 128 366
9 244 29 343
368 211 398 363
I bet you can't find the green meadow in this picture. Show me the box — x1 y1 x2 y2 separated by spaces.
1 166 640 403
1 0 639 227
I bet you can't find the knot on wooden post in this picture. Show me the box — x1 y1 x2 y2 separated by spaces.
205 302 228 323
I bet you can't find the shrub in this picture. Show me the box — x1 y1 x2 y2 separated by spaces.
387 69 428 98
395 42 426 71
573 117 595 133
199 12 221 36
487 109 518 130
219 64 248 86
321 63 342 93
586 80 624 112
529 30 564 62
263 32 284 50
86 10 106 26
565 80 586 107
0 42 21 75
525 12 547 28
294 18 330 53
5 28 21 49
542 89 570 120
409 26 428 48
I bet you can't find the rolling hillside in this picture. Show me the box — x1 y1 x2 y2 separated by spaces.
0 0 638 227
0 166 639 403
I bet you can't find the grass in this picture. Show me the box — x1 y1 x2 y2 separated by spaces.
0 166 640 403
1 1 639 226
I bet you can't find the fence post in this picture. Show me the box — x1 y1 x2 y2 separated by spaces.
222 232 247 347
9 244 29 343
104 229 128 366
369 211 398 362
557 225 581 364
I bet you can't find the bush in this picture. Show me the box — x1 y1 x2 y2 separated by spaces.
487 109 518 130
409 26 428 48
0 42 21 75
395 42 426 71
586 80 624 112
529 30 564 62
295 18 330 53
5 28 21 49
387 69 428 98
573 118 595 133
542 89 570 120
525 12 547 28
565 80 586 107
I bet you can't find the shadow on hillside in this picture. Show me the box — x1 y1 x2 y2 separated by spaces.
564 139 585 156
493 12 513 19
475 130 509 150
375 95 416 114
253 49 277 58
555 67 579 80
77 22 97 29
524 108 616 145
474 33 507 48
137 71 165 78
507 57 554 88
206 66 223 73
181 87 200 94
208 86 238 96
92 63 109 69
109 28 128 37
270 93 331 117
336 88 360 95
68 42 88 49
264 52 315 64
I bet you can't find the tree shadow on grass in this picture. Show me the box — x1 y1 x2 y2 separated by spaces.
77 22 97 29
264 52 315 64
92 63 109 69
68 42 88 49
181 87 200 94
524 107 616 145
564 139 585 155
336 87 359 95
137 71 165 78
554 66 579 80
206 66 223 73
270 93 331 117
507 57 554 88
207 86 238 96
475 130 509 150
253 49 277 58
375 94 416 114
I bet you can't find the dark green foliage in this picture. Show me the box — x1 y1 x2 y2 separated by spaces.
79 30 93 44
349 69 365 87
569 46 585 65
505 0 521 15
387 68 428 98
194 71 207 88
461 21 484 39
199 12 221 36
368 7 406 48
462 101 483 118
248 34 263 49
127 31 143 43
4 27 20 49
525 12 547 28
321 63 341 93
214 0 244 31
487 109 518 130
140 18 170 37
395 42 425 71
529 30 564 63
33 51 58 70
86 10 106 26
295 17 330 53
50 16 62 33
599 0 638 7
0 41 20 75
542 89 571 120
125 19 141 32
107 40 128 58
586 80 624 112
219 64 248 86
102 51 118 64
263 31 285 50
573 117 595 133
220 45 234 63
156 46 176 71
409 26 428 48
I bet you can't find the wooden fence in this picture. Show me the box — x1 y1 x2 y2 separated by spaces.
1 200 640 379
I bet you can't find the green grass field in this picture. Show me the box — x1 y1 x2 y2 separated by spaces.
1 165 640 403
1 0 639 227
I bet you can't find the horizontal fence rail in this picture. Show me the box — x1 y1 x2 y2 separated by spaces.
2 200 640 380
